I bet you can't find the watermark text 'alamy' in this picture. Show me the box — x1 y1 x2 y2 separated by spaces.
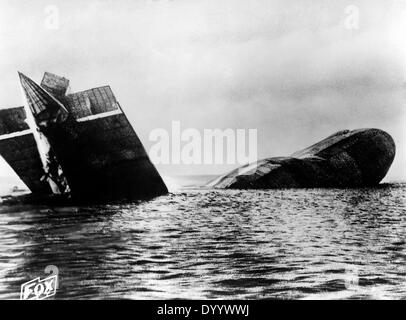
149 121 257 165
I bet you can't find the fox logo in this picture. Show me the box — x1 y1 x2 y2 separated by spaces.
20 275 57 300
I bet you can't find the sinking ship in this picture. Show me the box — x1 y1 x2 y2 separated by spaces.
209 129 396 189
0 72 168 202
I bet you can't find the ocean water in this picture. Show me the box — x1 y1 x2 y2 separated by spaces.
0 181 405 300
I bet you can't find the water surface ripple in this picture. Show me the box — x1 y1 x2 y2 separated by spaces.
0 185 405 299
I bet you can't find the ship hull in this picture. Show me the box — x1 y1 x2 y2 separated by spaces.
42 113 168 201
0 72 168 202
209 129 396 189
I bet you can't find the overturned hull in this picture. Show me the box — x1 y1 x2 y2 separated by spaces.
0 72 168 201
209 129 396 189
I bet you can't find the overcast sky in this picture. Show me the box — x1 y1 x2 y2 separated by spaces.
0 0 406 181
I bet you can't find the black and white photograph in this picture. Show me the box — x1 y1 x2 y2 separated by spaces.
0 0 405 307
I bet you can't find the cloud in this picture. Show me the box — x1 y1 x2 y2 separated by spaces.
0 0 405 179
